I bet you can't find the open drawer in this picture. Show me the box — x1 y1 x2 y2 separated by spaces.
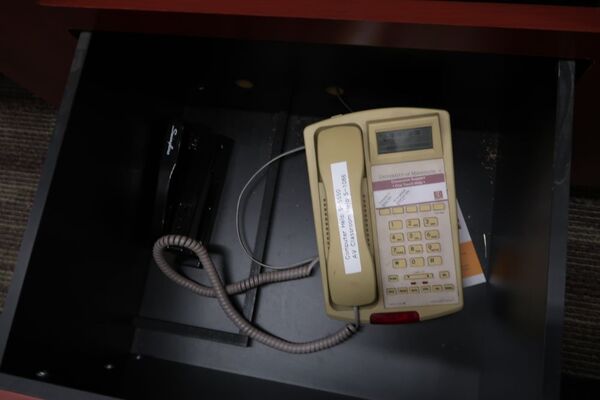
0 32 572 399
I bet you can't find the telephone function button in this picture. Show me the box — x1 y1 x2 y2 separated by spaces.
405 272 433 280
391 246 406 256
444 284 455 291
389 220 403 230
399 287 409 294
390 233 404 242
439 271 450 279
420 286 431 293
419 204 431 212
409 287 420 294
393 259 407 269
388 275 399 282
386 287 398 295
423 217 438 227
392 207 404 214
433 203 445 211
427 256 443 266
406 218 420 228
425 230 440 240
379 208 391 216
407 231 422 241
409 244 424 254
426 242 441 252
405 205 418 213
432 285 443 292
409 257 425 267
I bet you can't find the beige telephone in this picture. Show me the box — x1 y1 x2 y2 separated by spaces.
304 108 463 324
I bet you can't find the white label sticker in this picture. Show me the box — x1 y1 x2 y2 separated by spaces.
330 161 362 275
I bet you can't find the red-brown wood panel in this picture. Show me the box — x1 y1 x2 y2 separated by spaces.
40 0 600 33
571 63 600 188
0 389 40 400
0 1 94 104
0 0 598 186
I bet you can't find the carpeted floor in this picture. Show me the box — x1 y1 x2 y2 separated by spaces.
0 75 55 310
0 73 598 384
562 196 600 379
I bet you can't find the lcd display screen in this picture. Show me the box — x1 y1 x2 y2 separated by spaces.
376 126 433 154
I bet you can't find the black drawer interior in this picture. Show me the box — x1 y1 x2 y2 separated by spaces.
0 32 572 399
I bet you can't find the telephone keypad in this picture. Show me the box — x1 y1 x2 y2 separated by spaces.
409 256 425 267
426 242 441 252
391 246 406 256
423 217 438 227
377 199 458 308
406 218 420 228
408 244 423 254
427 256 443 266
407 231 422 241
425 230 440 240
390 233 404 242
389 220 403 230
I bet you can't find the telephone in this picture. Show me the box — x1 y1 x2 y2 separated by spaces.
152 108 463 354
304 108 463 323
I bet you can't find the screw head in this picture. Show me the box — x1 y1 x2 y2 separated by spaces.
235 79 254 89
35 370 48 378
325 86 344 96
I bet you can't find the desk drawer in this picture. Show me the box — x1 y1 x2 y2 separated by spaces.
0 32 572 400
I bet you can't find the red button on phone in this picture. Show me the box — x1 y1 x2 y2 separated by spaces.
370 311 420 324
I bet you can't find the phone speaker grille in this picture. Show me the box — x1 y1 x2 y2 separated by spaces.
322 197 330 249
362 192 372 249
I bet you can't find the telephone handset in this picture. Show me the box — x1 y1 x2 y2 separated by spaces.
316 125 376 306
305 108 463 324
